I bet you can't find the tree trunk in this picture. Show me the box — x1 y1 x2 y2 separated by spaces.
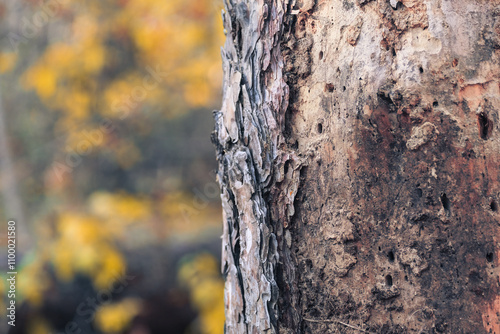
214 0 500 333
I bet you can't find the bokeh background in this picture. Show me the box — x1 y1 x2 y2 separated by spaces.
0 0 225 333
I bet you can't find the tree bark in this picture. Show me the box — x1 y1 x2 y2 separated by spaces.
214 0 500 333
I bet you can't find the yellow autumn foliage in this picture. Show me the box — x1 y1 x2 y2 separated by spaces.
7 0 226 332
89 191 152 225
93 246 127 290
17 0 224 182
178 253 225 334
51 212 127 289
94 298 141 334
21 0 223 124
16 256 51 307
23 66 58 99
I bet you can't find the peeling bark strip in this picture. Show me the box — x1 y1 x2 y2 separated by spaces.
213 0 295 332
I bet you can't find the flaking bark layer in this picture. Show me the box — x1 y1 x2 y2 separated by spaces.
213 0 297 332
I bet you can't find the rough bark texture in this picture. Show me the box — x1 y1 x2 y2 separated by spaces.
215 0 500 333
213 0 294 332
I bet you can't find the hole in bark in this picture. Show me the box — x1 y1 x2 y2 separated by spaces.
319 51 323 60
284 160 290 175
388 251 395 262
391 48 396 57
441 193 451 211
317 123 323 133
292 140 299 149
486 252 494 262
324 83 334 92
343 86 346 91
419 66 424 73
491 201 498 212
416 188 423 198
433 101 439 107
385 275 393 287
478 112 492 140
299 17 306 30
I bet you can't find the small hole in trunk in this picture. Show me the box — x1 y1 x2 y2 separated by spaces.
317 123 323 133
478 112 492 140
491 201 498 212
385 275 393 287
486 252 494 263
441 193 451 211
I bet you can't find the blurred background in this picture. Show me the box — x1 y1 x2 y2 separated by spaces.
0 0 225 333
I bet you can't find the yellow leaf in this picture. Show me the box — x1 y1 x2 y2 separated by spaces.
94 247 126 289
74 245 101 275
17 261 50 306
52 240 75 282
94 299 141 334
24 66 58 99
89 191 151 223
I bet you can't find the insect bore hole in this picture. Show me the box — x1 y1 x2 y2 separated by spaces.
478 112 492 140
487 252 494 263
385 275 393 287
441 193 451 211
